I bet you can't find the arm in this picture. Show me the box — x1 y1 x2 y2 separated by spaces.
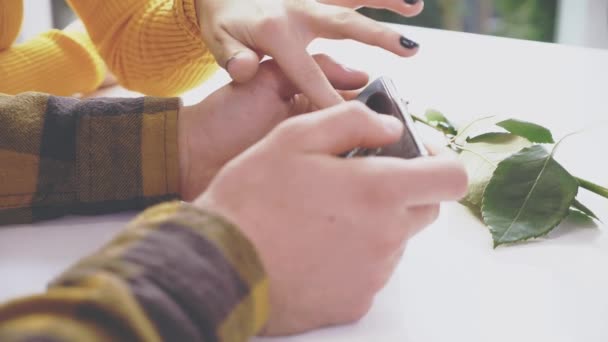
0 56 367 225
0 0 23 50
67 0 219 96
0 201 269 342
0 93 181 225
0 1 105 96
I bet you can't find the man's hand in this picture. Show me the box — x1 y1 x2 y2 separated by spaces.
196 102 468 335
195 0 423 108
178 55 368 200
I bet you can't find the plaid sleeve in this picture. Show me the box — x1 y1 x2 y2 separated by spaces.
0 201 270 342
0 92 181 225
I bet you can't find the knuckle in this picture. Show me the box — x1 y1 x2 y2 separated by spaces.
331 8 357 27
370 23 390 42
359 174 403 206
292 0 316 15
311 53 332 65
255 14 287 37
346 297 374 322
298 66 326 85
421 204 441 225
428 204 441 222
274 119 305 143
345 101 372 118
368 270 390 292
408 204 441 236
359 183 390 206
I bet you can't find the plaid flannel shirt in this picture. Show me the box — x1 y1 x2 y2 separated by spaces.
0 93 269 341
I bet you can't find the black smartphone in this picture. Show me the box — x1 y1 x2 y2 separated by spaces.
344 77 428 159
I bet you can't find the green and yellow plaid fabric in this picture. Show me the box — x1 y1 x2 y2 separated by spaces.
0 92 181 224
0 93 269 341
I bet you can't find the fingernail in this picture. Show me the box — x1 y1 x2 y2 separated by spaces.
225 51 242 70
400 36 419 49
380 115 404 135
404 0 419 4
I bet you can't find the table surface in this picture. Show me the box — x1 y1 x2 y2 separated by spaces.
1 24 608 342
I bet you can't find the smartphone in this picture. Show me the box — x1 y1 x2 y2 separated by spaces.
344 77 428 159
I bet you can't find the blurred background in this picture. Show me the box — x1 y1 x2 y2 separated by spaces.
17 0 608 49
360 0 607 49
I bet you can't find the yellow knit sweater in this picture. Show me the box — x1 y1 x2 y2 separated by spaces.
0 0 218 96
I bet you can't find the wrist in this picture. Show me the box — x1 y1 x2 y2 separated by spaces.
178 101 222 201
178 104 194 200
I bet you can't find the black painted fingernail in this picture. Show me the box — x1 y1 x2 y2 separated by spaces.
404 0 419 4
400 36 419 49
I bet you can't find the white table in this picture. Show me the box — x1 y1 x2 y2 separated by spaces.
2 25 608 342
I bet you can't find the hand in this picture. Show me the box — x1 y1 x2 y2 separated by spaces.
194 0 424 108
196 102 468 335
318 0 424 15
178 55 369 200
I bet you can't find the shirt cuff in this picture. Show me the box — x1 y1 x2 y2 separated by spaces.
76 97 182 206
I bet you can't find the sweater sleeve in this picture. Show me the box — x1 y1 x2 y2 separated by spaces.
67 0 220 97
0 201 270 342
0 0 23 50
0 26 107 96
0 92 181 225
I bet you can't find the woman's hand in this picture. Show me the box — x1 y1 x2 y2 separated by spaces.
195 0 423 108
178 55 368 200
318 0 424 16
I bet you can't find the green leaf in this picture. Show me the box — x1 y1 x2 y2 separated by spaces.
458 133 532 213
424 109 449 123
496 119 555 144
424 109 457 136
571 199 600 221
482 145 579 247
566 209 596 226
466 132 513 144
453 115 499 146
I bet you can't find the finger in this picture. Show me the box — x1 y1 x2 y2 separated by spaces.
273 101 404 154
347 156 469 205
278 54 369 99
207 30 261 83
226 49 261 83
394 157 468 205
296 89 364 115
318 0 424 18
312 5 419 57
270 41 345 108
310 54 369 91
338 89 363 101
290 89 364 116
252 54 368 102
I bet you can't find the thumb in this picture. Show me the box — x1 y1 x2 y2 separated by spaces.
226 48 261 83
273 101 404 155
214 32 261 83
